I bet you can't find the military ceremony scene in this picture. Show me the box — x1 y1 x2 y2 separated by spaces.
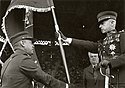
0 0 124 88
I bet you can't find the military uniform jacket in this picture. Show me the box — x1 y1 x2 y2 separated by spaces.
71 31 125 87
83 65 105 88
1 49 66 88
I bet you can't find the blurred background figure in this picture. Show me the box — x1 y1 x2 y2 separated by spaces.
83 52 105 88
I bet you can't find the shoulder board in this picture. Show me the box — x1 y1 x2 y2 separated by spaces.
119 30 124 33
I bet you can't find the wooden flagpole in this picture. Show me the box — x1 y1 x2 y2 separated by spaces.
51 6 71 84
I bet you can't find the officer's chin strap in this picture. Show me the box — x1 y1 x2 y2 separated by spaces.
100 67 114 88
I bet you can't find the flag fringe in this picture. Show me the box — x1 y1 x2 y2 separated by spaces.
1 5 54 33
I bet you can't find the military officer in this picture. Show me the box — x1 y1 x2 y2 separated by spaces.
58 11 125 88
0 31 75 88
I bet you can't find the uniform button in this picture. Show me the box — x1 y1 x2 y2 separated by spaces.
34 60 37 63
103 51 105 53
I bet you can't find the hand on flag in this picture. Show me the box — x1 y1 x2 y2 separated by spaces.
55 30 72 44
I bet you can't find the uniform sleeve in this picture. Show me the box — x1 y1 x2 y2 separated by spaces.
120 32 125 54
71 38 98 53
110 32 125 68
19 58 67 88
110 54 125 68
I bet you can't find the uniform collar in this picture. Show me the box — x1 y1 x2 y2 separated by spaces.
15 49 31 57
107 29 117 37
92 64 97 68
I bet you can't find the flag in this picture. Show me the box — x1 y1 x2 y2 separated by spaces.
0 0 54 60
2 0 54 36
7 0 54 12
1 0 70 84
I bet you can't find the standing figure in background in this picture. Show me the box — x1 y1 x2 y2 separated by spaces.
58 11 125 88
83 52 104 88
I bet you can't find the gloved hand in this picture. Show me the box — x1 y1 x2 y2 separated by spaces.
55 30 72 44
55 30 67 41
100 60 111 68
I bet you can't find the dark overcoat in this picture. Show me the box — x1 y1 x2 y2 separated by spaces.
83 65 105 88
1 49 66 88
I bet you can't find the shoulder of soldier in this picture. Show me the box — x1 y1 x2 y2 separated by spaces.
118 30 125 38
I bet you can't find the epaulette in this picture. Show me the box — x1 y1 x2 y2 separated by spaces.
119 29 124 33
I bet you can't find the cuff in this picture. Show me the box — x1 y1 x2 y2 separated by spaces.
67 38 72 44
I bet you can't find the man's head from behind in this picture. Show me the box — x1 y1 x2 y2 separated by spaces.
10 31 36 55
88 52 99 65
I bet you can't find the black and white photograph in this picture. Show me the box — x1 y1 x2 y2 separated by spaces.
0 0 125 88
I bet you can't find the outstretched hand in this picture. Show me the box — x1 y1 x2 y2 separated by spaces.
55 30 72 44
55 30 67 41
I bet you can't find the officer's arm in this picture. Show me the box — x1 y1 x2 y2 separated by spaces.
60 35 98 52
71 38 98 52
110 54 125 68
19 58 73 88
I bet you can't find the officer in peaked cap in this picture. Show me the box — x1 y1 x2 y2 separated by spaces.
97 11 117 22
1 31 76 88
57 10 125 88
10 31 36 46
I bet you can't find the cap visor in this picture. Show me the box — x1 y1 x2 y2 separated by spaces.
24 38 37 43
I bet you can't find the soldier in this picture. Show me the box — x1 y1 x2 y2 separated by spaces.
58 11 125 88
0 31 75 88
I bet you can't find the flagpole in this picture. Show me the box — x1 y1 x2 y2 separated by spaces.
0 29 15 66
2 29 15 52
51 6 71 84
0 40 7 66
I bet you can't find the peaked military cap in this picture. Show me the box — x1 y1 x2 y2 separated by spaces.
10 31 36 45
97 11 117 22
